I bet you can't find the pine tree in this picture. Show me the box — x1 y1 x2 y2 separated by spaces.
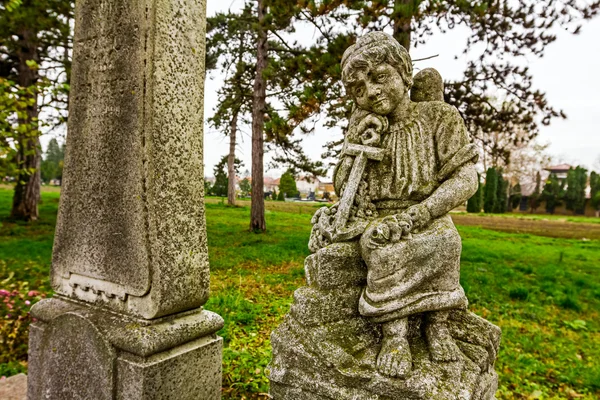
213 155 243 199
252 0 329 230
494 171 508 213
593 192 600 217
239 178 251 197
249 0 269 231
466 173 482 213
541 173 564 214
565 166 588 214
529 171 542 213
510 183 522 211
208 1 326 232
483 168 498 213
40 138 64 183
212 167 228 198
279 169 298 199
590 171 600 214
207 4 255 207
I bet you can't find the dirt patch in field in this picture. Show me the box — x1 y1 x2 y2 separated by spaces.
452 214 600 241
205 197 322 215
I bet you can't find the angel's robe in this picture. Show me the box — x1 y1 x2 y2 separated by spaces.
336 101 479 323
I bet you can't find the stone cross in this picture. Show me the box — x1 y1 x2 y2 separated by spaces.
332 143 384 241
26 1 223 399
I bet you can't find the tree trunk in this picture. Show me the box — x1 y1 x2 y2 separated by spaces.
227 110 239 206
11 28 41 221
506 181 511 212
393 0 413 51
250 0 268 232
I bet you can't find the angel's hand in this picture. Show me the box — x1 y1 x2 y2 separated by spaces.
405 203 432 231
365 214 413 249
348 114 388 146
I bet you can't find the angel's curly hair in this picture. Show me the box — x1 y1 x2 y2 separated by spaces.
341 32 413 93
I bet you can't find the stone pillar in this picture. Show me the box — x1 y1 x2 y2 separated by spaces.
27 0 223 399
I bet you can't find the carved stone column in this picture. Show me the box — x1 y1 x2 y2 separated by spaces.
27 1 223 398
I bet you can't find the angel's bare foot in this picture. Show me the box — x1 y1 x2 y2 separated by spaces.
425 311 461 362
377 318 412 378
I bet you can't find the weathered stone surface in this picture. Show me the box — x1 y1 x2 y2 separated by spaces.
290 286 362 326
52 0 210 320
28 311 116 400
0 374 27 400
271 309 499 400
116 336 222 400
270 31 500 399
411 68 444 103
28 297 223 400
304 242 366 289
270 382 333 400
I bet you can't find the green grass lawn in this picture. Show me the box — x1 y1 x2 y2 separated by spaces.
1 187 599 399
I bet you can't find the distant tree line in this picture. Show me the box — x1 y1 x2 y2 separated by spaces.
205 163 299 203
467 165 600 215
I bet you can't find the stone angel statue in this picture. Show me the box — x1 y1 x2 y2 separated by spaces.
271 32 501 400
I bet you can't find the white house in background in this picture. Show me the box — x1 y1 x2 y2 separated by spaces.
295 176 336 198
544 164 571 182
295 176 320 195
318 180 335 195
263 176 280 193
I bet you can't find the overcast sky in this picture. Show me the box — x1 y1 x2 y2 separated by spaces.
203 0 600 179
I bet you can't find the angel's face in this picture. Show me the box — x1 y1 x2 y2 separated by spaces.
350 63 406 116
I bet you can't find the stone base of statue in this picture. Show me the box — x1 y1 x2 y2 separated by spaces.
270 243 500 400
27 297 224 400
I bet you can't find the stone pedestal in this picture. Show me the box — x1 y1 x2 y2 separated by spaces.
0 374 27 400
28 297 223 400
270 243 501 400
27 0 222 398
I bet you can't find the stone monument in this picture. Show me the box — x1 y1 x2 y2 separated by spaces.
270 32 501 400
27 1 224 399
